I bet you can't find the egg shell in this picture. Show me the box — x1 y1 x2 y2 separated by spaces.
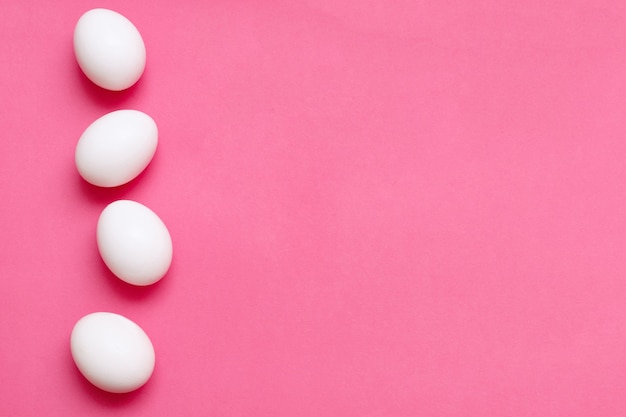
97 200 173 286
75 109 158 188
71 312 155 393
74 8 146 91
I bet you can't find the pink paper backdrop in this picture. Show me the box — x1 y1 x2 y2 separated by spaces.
3 1 626 415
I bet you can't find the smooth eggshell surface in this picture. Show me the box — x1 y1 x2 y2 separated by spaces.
70 312 155 393
75 109 158 188
97 200 173 286
73 8 146 91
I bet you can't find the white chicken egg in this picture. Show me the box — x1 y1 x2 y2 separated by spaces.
74 8 146 91
97 200 173 286
75 109 158 188
70 312 155 393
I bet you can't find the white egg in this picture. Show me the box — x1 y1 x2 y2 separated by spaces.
98 200 173 286
71 312 155 393
75 109 158 188
74 8 146 91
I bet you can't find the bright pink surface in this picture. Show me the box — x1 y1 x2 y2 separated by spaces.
2 1 626 415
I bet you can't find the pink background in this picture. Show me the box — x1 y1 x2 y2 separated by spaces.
2 1 626 415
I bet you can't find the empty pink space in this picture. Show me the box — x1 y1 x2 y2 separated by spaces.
2 1 626 415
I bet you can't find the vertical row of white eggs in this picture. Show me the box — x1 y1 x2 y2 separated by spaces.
69 8 172 394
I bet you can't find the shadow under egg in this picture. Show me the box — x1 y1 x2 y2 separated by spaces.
67 346 149 407
73 61 146 109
